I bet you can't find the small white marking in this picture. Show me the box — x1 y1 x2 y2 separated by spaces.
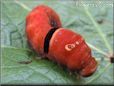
58 32 62 35
76 41 79 45
65 44 75 51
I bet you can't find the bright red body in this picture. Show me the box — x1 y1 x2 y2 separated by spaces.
26 5 97 77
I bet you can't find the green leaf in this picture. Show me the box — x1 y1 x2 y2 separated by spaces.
1 0 113 85
1 47 78 84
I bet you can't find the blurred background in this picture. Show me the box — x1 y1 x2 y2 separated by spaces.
1 0 113 85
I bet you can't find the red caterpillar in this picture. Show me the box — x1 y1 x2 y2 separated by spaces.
26 5 97 77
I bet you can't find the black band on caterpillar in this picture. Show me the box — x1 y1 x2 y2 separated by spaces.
44 27 58 53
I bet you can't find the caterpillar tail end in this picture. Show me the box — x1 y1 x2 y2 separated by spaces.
79 57 97 77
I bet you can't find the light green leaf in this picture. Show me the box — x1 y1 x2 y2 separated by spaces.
1 0 113 85
1 47 78 84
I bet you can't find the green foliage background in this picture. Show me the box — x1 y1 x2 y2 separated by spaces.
1 0 113 85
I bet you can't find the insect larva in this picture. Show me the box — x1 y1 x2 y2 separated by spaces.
26 5 97 77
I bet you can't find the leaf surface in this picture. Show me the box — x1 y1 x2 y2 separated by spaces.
1 0 113 85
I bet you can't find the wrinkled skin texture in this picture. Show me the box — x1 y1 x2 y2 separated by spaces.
26 5 62 55
26 5 97 77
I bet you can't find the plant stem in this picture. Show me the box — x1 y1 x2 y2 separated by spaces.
87 42 108 57
84 6 112 53
15 0 31 11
